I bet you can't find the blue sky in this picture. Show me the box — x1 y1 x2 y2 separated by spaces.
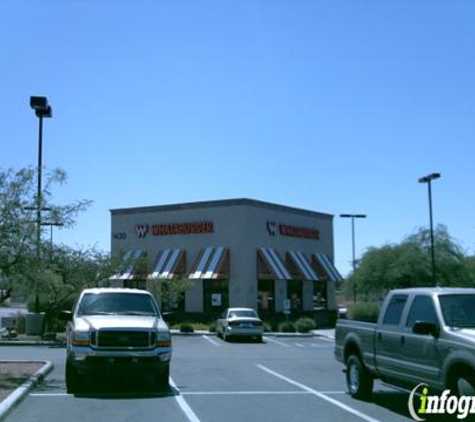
1 1 474 276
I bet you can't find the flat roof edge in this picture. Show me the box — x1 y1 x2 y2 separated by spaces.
110 198 333 220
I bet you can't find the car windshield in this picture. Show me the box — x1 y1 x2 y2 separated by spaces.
78 293 159 316
439 294 475 328
229 310 258 319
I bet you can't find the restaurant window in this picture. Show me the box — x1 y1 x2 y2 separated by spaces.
258 279 275 313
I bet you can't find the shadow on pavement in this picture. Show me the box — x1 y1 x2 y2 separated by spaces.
370 390 461 421
72 374 174 400
222 337 264 344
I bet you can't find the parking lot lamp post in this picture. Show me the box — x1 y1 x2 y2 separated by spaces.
340 214 367 302
41 221 64 260
418 173 441 285
30 96 52 313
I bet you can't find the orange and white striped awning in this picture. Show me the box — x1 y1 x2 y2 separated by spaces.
257 248 292 280
148 249 185 280
286 251 319 281
109 250 147 281
189 246 229 280
312 253 343 282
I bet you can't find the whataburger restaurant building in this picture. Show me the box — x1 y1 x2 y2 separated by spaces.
110 199 342 318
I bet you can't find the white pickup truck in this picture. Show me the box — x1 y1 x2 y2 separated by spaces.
60 288 172 394
335 287 475 399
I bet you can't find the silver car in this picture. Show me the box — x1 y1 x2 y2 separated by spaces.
216 307 264 342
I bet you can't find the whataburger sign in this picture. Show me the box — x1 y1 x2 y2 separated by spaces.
267 221 320 240
136 221 214 238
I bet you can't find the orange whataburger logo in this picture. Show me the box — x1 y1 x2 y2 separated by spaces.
152 222 213 236
136 222 214 238
266 221 320 240
135 225 149 238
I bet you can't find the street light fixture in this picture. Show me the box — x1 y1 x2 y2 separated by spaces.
30 96 53 313
418 172 441 285
340 214 367 302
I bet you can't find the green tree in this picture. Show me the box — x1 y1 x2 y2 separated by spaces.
29 246 119 332
0 166 92 305
345 225 475 300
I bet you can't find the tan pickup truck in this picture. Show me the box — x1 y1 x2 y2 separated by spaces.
335 287 475 399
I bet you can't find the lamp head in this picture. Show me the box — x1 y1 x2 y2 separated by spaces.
30 96 52 118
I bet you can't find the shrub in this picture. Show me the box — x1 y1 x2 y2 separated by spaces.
347 301 380 323
179 323 194 333
278 321 296 333
295 317 316 333
263 322 272 333
207 322 217 332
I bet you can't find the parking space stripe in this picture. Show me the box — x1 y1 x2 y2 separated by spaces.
169 377 201 422
182 391 310 395
318 337 334 342
310 343 332 348
263 337 291 347
30 393 69 396
201 335 221 347
257 365 382 422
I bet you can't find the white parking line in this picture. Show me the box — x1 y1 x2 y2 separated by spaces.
294 343 304 348
182 391 310 396
319 337 334 342
170 377 201 422
263 337 291 347
30 393 69 396
310 343 332 348
257 365 382 422
201 335 221 347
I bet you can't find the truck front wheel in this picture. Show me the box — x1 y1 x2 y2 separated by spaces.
453 373 475 396
155 366 170 392
346 355 373 400
65 360 84 394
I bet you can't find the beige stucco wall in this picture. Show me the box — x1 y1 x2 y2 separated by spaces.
110 200 338 313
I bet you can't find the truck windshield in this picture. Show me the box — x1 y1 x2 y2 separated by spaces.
78 293 159 316
439 294 475 328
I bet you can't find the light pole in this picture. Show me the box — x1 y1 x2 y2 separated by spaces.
30 96 52 313
41 221 64 260
340 214 367 302
418 172 441 285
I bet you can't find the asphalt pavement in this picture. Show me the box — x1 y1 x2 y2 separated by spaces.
1 336 414 422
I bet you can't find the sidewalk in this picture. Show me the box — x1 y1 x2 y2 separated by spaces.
311 328 335 340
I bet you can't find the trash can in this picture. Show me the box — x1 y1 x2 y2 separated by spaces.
25 313 45 335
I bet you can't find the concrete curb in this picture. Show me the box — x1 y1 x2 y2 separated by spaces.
0 341 63 347
0 360 54 421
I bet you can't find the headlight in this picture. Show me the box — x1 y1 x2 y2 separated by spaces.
71 331 90 347
156 331 172 347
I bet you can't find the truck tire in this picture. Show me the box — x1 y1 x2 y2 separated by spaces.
65 360 83 394
346 355 373 400
155 366 170 392
453 373 475 397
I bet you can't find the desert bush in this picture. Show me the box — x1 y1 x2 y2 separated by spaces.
347 301 380 323
295 317 316 333
278 321 296 333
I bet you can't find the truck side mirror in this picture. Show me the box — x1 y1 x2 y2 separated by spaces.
413 321 439 337
58 310 73 321
162 312 174 324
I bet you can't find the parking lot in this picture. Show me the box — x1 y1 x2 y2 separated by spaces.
2 336 414 422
